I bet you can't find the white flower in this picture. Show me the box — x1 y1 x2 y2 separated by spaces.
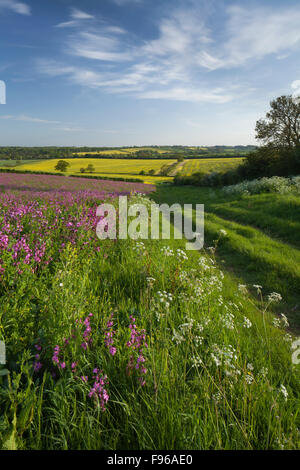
245 373 254 384
243 316 252 328
279 384 288 401
59 282 63 287
280 313 289 328
238 284 248 294
253 284 262 295
219 229 227 237
259 367 268 378
268 292 282 303
247 363 254 371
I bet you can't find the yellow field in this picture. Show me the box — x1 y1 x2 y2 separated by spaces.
179 158 244 176
14 158 176 183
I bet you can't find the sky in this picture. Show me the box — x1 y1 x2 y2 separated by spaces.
1 0 300 146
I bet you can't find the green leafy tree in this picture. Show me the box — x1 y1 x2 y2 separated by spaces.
55 160 70 172
255 95 300 148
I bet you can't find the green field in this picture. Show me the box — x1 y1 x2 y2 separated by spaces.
152 185 300 330
179 157 244 176
0 173 299 450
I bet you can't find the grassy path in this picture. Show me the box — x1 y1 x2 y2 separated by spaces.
152 185 300 329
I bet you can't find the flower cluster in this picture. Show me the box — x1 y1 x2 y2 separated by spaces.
126 315 148 386
104 313 117 356
88 369 110 411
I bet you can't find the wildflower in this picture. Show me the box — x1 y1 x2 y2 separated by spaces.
126 315 148 385
247 363 254 371
104 313 117 356
238 284 248 294
243 316 252 328
33 361 42 372
245 373 254 385
219 229 227 237
259 367 268 378
89 372 109 411
280 313 289 328
268 292 282 303
279 384 288 401
253 284 262 295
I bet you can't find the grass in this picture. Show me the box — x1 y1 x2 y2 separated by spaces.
152 186 300 330
179 158 244 176
0 178 299 450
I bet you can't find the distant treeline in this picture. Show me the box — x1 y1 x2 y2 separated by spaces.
0 145 256 160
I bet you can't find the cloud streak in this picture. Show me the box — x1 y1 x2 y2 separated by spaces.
56 7 94 28
0 0 30 15
0 114 61 124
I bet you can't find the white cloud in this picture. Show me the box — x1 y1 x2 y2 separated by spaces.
0 0 30 15
139 87 232 104
291 80 300 98
56 7 94 28
71 8 94 20
200 5 300 70
68 32 133 61
0 114 61 124
40 3 300 104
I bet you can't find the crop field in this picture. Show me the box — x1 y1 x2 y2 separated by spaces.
0 172 299 450
179 157 244 176
15 158 176 179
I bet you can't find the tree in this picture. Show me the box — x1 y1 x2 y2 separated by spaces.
255 95 300 148
86 164 95 173
55 160 70 172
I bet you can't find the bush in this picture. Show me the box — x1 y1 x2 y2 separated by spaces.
222 175 300 196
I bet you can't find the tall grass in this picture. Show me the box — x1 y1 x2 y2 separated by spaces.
0 190 299 450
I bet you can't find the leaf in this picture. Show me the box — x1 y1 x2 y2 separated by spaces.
0 369 9 377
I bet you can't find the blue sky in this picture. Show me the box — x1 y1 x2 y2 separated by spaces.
1 0 300 146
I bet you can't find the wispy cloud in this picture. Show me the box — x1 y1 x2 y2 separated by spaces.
0 0 30 15
38 2 300 104
112 0 143 5
0 114 61 124
198 5 300 70
68 31 133 61
56 7 94 28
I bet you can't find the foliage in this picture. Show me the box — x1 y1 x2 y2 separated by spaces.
255 95 300 148
54 160 70 172
0 177 299 450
